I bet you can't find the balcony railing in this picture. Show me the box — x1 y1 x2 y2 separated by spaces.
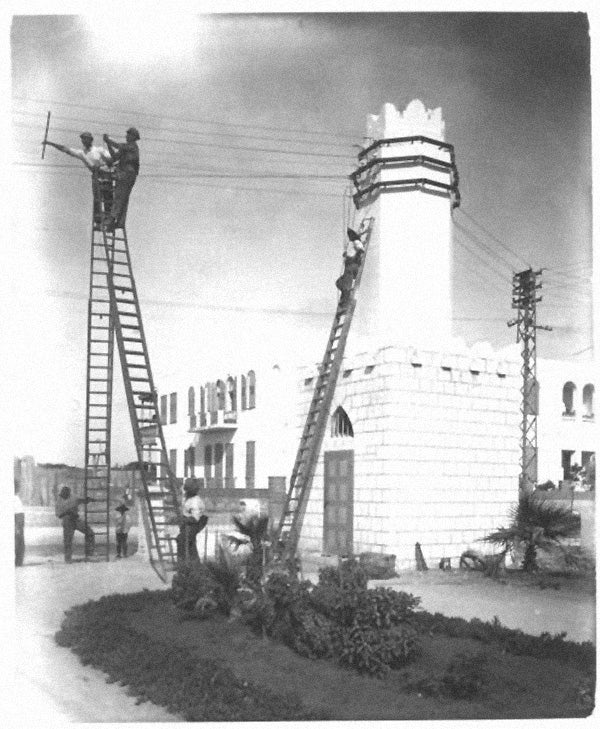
192 410 238 431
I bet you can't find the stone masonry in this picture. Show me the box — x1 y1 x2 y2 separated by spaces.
297 343 521 569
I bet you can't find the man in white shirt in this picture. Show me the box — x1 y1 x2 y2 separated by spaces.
44 131 113 227
177 481 208 563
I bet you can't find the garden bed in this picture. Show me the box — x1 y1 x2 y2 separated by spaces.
56 587 594 720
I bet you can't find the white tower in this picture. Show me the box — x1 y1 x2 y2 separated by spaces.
349 100 459 350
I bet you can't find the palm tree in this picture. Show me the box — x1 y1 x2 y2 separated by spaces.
228 514 271 584
481 494 581 572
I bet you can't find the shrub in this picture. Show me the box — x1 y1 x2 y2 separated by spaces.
171 550 241 617
358 551 398 580
441 651 489 699
171 562 217 614
411 611 596 673
318 559 368 590
242 562 422 677
336 623 420 677
310 582 420 629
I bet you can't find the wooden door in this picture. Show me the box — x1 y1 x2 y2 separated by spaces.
323 450 354 556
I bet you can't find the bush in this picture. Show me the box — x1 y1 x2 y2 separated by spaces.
171 550 241 618
318 559 369 590
337 623 420 677
411 611 596 673
292 610 336 660
441 651 489 699
310 582 420 629
358 551 398 580
241 562 422 677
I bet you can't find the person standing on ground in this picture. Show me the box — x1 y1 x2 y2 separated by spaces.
177 481 208 563
115 503 132 558
14 479 25 567
55 486 96 563
43 132 113 227
103 127 140 230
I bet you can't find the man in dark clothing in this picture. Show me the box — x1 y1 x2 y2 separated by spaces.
55 486 96 562
103 127 140 230
335 227 365 307
176 481 208 563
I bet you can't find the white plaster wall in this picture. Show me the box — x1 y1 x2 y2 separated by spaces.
297 344 521 569
537 358 598 484
161 364 296 490
352 101 455 350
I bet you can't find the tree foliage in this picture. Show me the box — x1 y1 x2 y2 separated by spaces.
482 494 581 572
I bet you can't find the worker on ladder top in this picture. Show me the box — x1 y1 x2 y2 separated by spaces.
103 127 140 232
335 226 366 308
43 131 114 229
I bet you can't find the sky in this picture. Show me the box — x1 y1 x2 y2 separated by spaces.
4 3 595 466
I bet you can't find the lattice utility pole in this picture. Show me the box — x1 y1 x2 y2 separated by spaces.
508 269 552 494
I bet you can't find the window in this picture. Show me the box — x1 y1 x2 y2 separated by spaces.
216 380 226 410
199 385 206 415
331 406 354 437
184 445 195 478
207 382 217 412
188 387 196 428
169 392 177 424
160 394 168 425
169 448 177 475
240 374 247 410
227 376 237 412
248 370 256 409
245 441 256 488
583 383 594 418
214 443 224 486
204 445 212 483
562 382 576 416
225 442 234 487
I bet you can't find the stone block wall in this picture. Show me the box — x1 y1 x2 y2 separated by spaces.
297 344 521 569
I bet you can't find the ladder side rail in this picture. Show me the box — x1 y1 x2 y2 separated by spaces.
276 218 374 555
113 236 181 519
103 230 171 572
84 227 114 559
103 243 115 559
282 299 358 558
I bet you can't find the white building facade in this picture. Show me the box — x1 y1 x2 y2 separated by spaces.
160 100 594 569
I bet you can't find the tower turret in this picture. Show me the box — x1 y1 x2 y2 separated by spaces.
350 100 459 349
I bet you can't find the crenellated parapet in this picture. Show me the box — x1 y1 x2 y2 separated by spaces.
351 100 460 210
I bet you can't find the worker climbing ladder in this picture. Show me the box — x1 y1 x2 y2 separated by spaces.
83 194 181 580
274 216 375 563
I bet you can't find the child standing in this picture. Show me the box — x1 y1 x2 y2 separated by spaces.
115 503 131 558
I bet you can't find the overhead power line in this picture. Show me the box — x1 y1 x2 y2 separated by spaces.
13 109 354 150
456 207 530 269
13 160 346 181
13 120 355 160
13 95 362 141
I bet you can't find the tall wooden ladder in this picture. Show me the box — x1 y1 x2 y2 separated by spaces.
84 218 182 580
274 216 374 562
82 223 115 560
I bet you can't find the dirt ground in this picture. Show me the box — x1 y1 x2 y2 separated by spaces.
10 521 596 723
